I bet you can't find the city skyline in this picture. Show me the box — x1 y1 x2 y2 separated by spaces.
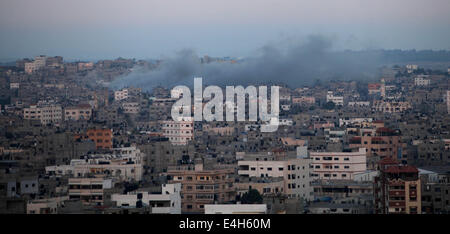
1 0 450 60
1 0 450 223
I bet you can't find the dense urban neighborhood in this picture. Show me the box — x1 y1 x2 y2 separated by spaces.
0 55 449 214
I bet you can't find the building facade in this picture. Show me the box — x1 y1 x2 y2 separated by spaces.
310 148 367 180
167 164 235 213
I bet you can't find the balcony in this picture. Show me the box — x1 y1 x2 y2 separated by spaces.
389 201 405 207
389 191 405 197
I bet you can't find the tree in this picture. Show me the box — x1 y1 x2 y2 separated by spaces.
241 189 263 204
323 101 335 110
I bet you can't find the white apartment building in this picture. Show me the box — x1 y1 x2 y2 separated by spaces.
10 83 19 89
347 101 370 107
162 117 194 145
45 146 144 182
326 91 344 106
310 148 367 180
414 75 430 86
238 157 313 201
111 183 181 214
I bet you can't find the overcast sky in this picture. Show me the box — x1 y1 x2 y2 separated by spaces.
1 0 450 60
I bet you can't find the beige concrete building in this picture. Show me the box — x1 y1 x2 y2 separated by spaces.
24 56 47 74
162 117 193 145
349 127 404 169
292 96 315 105
23 102 62 125
64 104 92 121
310 148 367 180
68 178 112 206
27 196 69 214
167 164 235 213
238 156 313 200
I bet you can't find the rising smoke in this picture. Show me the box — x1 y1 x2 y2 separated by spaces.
109 35 382 91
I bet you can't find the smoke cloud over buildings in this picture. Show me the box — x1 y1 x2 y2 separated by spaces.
110 35 382 91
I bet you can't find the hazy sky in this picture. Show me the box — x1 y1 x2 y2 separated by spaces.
1 0 450 60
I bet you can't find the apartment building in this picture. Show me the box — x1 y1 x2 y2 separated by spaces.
310 148 367 180
64 104 92 121
111 184 181 214
24 56 47 74
85 128 113 149
114 87 141 101
374 158 421 214
339 117 373 127
415 75 431 86
166 163 235 213
77 62 94 71
114 89 129 101
326 91 344 106
46 146 144 182
238 155 313 201
68 178 112 206
372 100 411 113
27 196 68 214
292 96 315 105
236 177 285 196
368 83 385 95
23 103 62 125
349 127 405 169
420 168 450 214
149 98 176 120
0 176 39 198
162 117 193 145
